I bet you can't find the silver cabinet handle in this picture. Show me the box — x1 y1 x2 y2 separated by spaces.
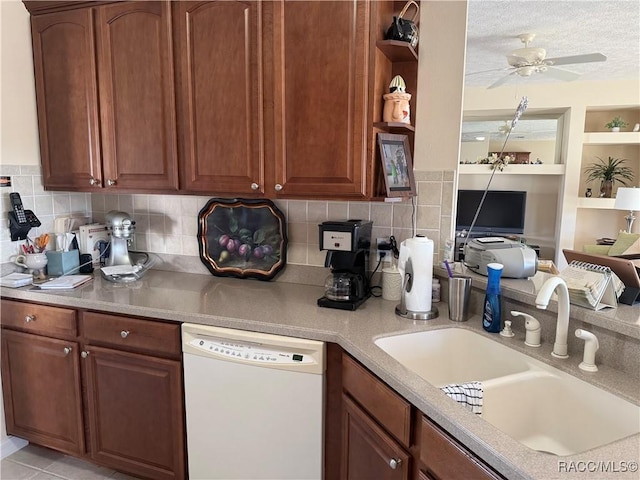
275 183 283 191
120 330 130 338
389 458 402 470
81 351 90 358
107 179 116 186
63 347 72 356
89 177 100 186
25 315 36 323
251 182 259 190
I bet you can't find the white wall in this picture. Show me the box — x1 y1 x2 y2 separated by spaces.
0 0 40 167
413 0 467 173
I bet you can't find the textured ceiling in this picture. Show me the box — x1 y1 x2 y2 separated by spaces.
461 118 559 142
465 0 640 89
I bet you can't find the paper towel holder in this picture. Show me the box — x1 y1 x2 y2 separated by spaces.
395 268 439 320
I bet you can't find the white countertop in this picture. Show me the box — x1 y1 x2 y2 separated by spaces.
2 269 639 480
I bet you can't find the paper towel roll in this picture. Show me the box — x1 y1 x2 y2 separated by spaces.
382 266 402 301
400 236 434 312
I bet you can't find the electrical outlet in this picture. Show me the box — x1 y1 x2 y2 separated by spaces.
376 237 392 265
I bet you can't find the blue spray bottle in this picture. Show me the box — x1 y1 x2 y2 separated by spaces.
482 263 504 333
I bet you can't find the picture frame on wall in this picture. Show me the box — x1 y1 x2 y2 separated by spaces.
377 133 416 197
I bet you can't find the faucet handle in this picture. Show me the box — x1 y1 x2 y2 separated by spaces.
510 310 541 347
500 320 515 337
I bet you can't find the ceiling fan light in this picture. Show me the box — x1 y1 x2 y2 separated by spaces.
510 47 546 65
517 66 536 77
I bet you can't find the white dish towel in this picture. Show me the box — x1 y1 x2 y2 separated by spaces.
440 381 483 415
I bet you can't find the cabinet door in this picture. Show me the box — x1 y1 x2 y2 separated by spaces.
96 1 179 191
0 329 84 455
342 394 410 480
268 0 370 198
420 416 502 480
174 1 264 195
31 8 102 191
83 345 185 480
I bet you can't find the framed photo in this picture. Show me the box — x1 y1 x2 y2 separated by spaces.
377 133 416 197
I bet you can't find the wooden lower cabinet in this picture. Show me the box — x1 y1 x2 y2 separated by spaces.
342 394 410 480
419 416 502 480
0 300 186 480
331 348 504 480
83 345 184 480
1 329 84 455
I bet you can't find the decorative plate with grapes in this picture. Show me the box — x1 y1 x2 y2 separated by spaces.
198 198 287 280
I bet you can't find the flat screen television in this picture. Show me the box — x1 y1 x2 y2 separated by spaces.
456 190 526 235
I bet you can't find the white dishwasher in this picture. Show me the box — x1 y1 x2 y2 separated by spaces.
181 324 325 480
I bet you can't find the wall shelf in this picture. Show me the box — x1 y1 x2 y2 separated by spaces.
576 197 617 209
373 122 415 133
583 132 640 145
458 164 565 175
375 40 418 62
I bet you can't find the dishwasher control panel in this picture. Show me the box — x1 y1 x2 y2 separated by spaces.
189 337 315 366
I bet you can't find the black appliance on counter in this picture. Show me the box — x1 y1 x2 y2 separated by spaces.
317 220 372 311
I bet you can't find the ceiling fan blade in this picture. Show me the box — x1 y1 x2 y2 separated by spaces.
465 67 510 77
543 66 581 82
544 53 607 66
487 71 517 89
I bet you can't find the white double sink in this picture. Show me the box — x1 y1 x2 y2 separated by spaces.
375 328 640 456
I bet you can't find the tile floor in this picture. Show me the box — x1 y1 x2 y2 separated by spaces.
1 444 140 480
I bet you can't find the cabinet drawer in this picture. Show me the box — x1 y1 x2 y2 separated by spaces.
420 416 502 480
82 312 180 357
1 300 77 338
342 353 411 446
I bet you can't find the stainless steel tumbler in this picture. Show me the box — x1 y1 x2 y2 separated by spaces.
448 276 472 322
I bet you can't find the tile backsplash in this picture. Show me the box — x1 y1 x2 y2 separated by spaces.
1 165 455 275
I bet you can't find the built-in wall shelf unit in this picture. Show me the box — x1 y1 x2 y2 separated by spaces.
583 132 640 145
576 197 617 209
458 164 565 175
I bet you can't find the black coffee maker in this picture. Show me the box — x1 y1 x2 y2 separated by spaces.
317 220 372 311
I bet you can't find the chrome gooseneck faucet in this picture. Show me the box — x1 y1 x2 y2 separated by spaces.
535 276 570 358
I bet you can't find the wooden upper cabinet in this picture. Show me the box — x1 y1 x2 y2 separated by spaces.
174 1 264 194
29 1 178 192
30 8 102 190
267 0 371 198
96 1 178 191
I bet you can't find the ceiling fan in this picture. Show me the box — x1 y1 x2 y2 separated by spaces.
474 33 607 89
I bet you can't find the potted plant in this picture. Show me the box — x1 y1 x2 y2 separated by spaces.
604 116 629 132
584 156 634 198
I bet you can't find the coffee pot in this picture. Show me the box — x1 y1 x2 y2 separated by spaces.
324 272 365 302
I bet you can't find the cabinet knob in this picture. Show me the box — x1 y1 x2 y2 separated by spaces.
274 183 283 192
120 330 130 338
107 179 116 186
81 351 90 358
389 458 402 470
63 347 72 356
24 315 36 323
250 182 259 190
89 177 100 186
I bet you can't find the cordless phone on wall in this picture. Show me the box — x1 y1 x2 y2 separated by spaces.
8 192 41 240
